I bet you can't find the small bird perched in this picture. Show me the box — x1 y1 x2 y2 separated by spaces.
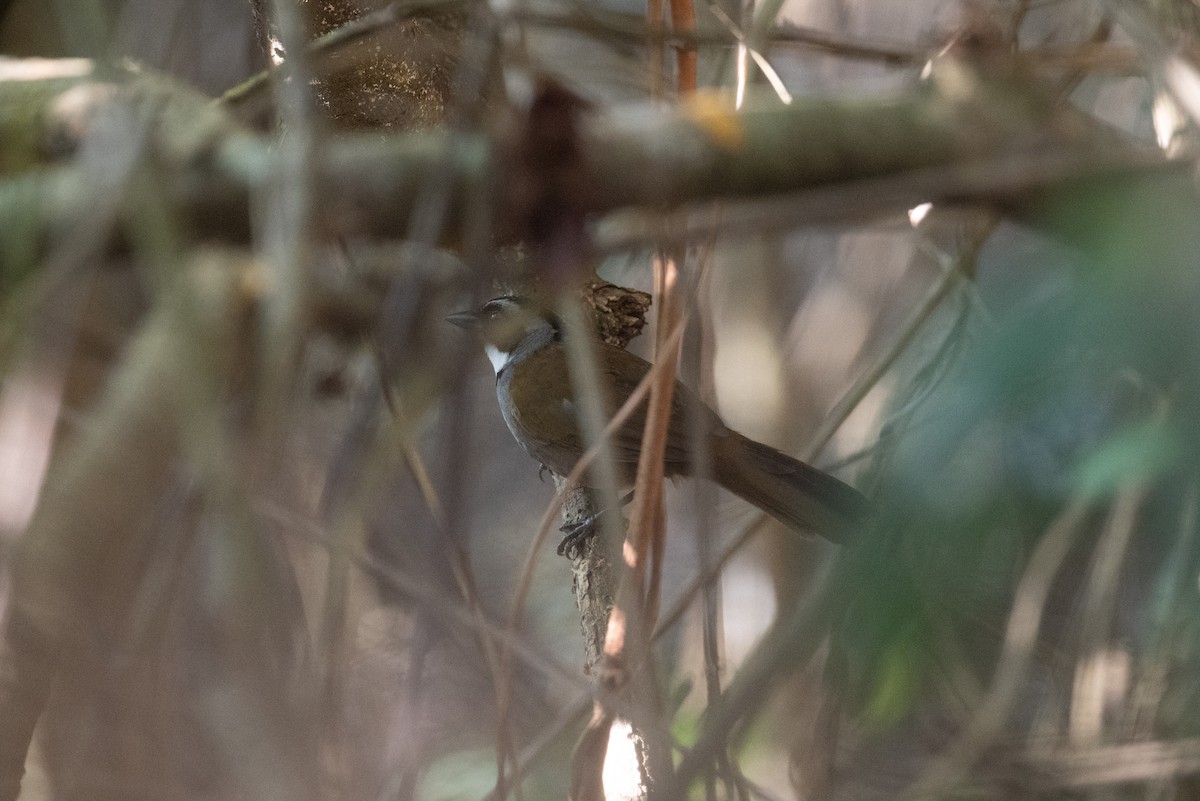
448 296 870 549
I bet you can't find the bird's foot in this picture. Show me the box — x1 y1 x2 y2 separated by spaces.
539 464 552 483
557 516 596 558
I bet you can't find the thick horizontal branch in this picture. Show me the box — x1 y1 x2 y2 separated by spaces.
0 61 1167 268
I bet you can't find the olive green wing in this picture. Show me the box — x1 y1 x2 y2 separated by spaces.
596 343 713 467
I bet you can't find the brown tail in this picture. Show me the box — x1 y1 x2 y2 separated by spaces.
712 432 870 544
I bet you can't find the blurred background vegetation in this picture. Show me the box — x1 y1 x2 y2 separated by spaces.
2 0 1200 800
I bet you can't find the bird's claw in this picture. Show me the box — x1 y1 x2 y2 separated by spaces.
557 516 596 558
539 464 551 483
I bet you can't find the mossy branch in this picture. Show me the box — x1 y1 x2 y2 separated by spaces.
0 59 1163 281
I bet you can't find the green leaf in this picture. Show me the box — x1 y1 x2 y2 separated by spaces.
864 635 922 726
418 748 499 801
1073 421 1181 497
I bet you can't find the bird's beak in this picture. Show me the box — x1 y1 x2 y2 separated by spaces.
445 309 480 330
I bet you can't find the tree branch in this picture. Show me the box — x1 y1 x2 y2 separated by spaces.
0 60 1164 276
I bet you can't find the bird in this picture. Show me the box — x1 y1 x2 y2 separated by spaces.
447 295 870 550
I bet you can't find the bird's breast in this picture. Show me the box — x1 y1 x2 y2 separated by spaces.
497 346 584 476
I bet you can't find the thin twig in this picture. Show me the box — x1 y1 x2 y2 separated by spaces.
652 514 768 640
668 556 840 794
219 0 472 105
1070 480 1149 742
669 0 698 94
255 499 590 693
488 513 771 798
901 495 1096 800
1027 738 1200 787
799 221 993 463
627 254 681 625
709 5 793 104
593 146 1164 260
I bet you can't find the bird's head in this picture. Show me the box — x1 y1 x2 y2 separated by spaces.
446 296 561 373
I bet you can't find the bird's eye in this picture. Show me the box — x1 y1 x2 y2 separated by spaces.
482 298 518 320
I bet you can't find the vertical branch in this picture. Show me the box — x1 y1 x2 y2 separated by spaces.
681 239 731 800
567 480 622 676
1070 482 1149 743
0 603 56 801
258 0 321 415
598 256 681 793
566 267 686 801
669 0 698 94
560 294 630 662
647 0 666 99
552 284 657 801
628 255 680 626
260 0 329 741
560 288 645 801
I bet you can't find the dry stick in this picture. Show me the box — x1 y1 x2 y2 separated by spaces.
669 0 698 94
900 495 1097 801
508 9 1132 72
255 499 590 693
516 9 919 62
591 147 1163 261
601 0 694 772
262 0 336 727
800 245 971 464
669 555 840 793
653 514 769 639
401 442 447 529
399 437 530 801
482 694 595 801
647 0 665 99
595 256 683 795
1027 737 1200 788
629 256 681 625
1070 482 1149 743
679 224 732 801
709 4 794 104
643 282 678 630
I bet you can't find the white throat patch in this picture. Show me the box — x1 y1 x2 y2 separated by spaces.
485 344 513 374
